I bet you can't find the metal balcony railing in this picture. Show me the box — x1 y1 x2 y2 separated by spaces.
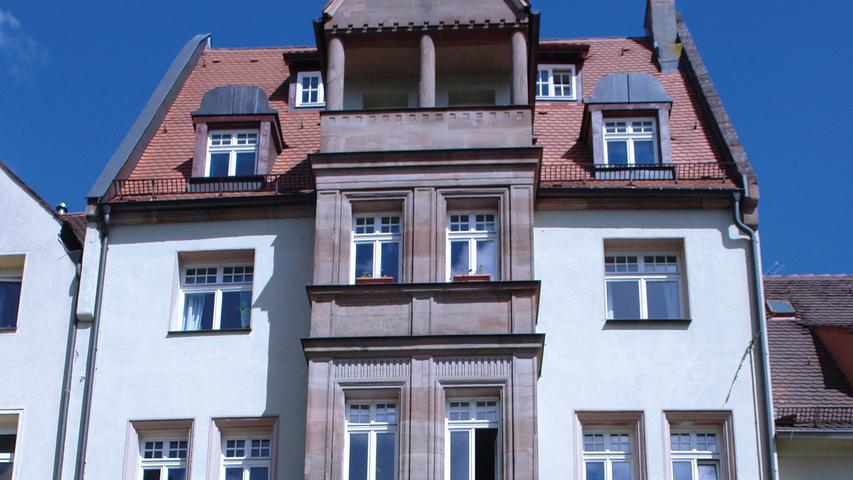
775 406 853 428
109 173 315 200
539 161 738 185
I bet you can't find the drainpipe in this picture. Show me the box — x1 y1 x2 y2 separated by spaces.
52 256 81 480
731 178 779 480
74 209 110 480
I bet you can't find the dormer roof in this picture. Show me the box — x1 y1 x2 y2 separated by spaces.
321 0 531 31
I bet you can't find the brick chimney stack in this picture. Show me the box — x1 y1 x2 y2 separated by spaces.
644 0 682 72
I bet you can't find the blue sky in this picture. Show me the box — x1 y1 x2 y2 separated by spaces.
0 1 851 274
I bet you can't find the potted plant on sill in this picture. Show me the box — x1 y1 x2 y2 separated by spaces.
354 272 395 285
452 267 491 283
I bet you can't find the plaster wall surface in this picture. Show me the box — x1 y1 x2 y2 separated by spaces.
82 217 314 480
777 437 853 480
534 208 764 479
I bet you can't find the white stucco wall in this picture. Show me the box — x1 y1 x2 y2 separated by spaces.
82 218 314 480
0 169 78 479
777 437 853 480
534 208 765 479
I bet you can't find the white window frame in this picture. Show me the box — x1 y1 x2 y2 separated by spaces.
444 398 501 480
603 118 659 165
220 436 273 480
670 431 724 480
581 430 636 480
536 64 577 100
446 212 500 281
343 401 399 480
177 263 254 331
295 71 325 107
604 252 685 320
205 130 259 177
351 214 402 283
138 437 189 480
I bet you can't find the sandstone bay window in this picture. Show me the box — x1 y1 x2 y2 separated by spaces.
447 213 499 281
670 432 722 480
582 432 635 480
221 437 272 480
296 71 325 107
352 215 401 283
206 131 259 177
446 399 500 480
603 119 658 165
345 402 398 480
139 438 188 480
605 253 684 320
536 64 577 100
179 264 253 331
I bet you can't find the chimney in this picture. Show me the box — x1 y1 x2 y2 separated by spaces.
644 0 682 72
55 202 68 215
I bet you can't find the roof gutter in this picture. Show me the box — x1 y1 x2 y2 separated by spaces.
776 429 853 440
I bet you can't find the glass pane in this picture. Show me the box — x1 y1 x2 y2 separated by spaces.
450 431 470 480
380 242 400 281
354 243 374 279
142 470 161 480
612 462 632 480
221 290 252 329
673 461 693 480
348 433 369 480
375 432 396 480
475 240 497 279
0 281 21 328
606 140 629 165
182 292 215 330
167 468 186 480
698 463 718 480
474 428 497 480
249 467 270 480
633 140 656 164
0 435 15 454
209 152 230 177
225 467 243 480
0 463 12 480
235 151 256 176
646 281 680 319
450 241 470 277
584 462 605 480
606 281 641 319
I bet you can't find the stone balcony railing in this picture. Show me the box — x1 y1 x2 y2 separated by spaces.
319 105 535 153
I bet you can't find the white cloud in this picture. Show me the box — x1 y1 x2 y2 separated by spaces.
0 9 48 82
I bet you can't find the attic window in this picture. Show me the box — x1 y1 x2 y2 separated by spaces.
206 131 258 177
296 71 325 107
536 64 576 100
767 300 795 316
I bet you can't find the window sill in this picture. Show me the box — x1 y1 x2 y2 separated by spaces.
603 318 691 328
535 96 578 102
167 327 251 337
295 103 326 109
0 326 17 333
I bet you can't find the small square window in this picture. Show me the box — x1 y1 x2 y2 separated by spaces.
605 251 685 320
603 118 659 165
536 64 577 100
225 439 246 458
296 71 325 107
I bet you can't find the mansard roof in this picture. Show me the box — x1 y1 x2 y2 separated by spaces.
321 0 531 30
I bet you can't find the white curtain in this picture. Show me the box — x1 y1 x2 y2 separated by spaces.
183 293 206 330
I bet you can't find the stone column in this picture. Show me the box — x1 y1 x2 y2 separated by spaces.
419 34 436 108
326 36 345 110
511 30 528 105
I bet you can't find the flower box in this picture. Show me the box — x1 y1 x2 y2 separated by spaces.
452 274 492 283
355 276 395 285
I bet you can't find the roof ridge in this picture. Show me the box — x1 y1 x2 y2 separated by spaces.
207 45 317 52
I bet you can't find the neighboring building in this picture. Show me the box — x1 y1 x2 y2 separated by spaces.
765 275 853 479
50 0 774 479
0 162 84 480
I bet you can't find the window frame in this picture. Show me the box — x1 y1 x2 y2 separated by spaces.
138 437 189 480
669 430 723 480
343 400 399 480
295 71 325 108
350 214 403 283
444 397 501 480
220 436 273 480
581 429 636 480
536 64 578 101
604 252 685 320
0 275 22 330
205 130 260 178
602 117 659 166
445 211 500 281
177 263 254 332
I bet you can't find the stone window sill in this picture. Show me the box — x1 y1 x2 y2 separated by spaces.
167 327 251 337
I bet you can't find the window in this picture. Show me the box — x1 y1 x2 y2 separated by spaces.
221 437 272 480
352 215 401 282
447 213 499 281
206 131 258 177
296 71 325 107
582 431 634 480
139 438 188 480
0 416 16 480
179 264 253 331
0 278 21 330
445 399 500 480
605 253 683 320
536 65 577 100
603 119 658 165
670 432 721 480
345 402 398 480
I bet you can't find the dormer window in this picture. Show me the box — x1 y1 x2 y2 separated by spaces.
603 118 658 165
206 131 259 177
536 64 577 100
296 71 325 107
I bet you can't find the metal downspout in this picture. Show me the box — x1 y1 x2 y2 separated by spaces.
52 257 81 480
731 180 779 480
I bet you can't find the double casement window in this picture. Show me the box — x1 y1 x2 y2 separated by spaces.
536 64 577 100
603 119 658 165
179 264 253 331
582 432 634 480
670 432 722 480
344 402 398 480
0 277 21 330
221 437 272 480
446 399 500 480
139 438 188 480
447 213 499 281
206 131 259 177
296 71 325 107
352 215 402 282
605 253 683 320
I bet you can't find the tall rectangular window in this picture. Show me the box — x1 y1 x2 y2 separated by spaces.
0 279 21 330
352 215 401 283
582 431 635 480
206 131 259 177
447 213 499 281
445 399 500 480
603 119 658 165
670 432 722 480
536 65 577 100
345 402 398 480
0 415 17 480
139 438 188 480
605 253 683 320
179 264 253 331
296 71 325 107
221 437 272 480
